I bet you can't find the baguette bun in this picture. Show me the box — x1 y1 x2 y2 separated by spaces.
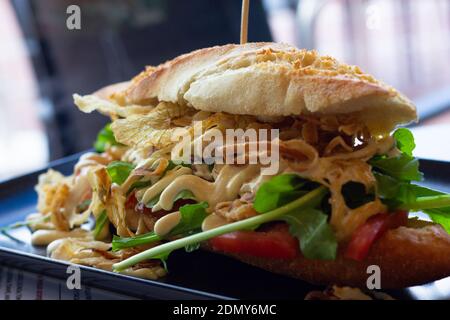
126 42 417 134
94 81 130 100
206 224 450 289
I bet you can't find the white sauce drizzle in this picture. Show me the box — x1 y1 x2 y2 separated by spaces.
153 164 260 212
141 166 192 204
201 213 228 231
154 211 181 236
31 228 89 246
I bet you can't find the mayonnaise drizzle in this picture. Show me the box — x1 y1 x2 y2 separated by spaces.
141 166 192 204
201 213 228 231
153 164 260 212
31 228 89 246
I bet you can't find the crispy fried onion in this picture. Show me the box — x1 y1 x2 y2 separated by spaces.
35 152 119 232
323 159 386 240
31 228 89 245
215 198 258 222
120 157 170 194
112 110 258 150
35 170 70 231
279 139 319 171
323 136 353 156
277 134 395 240
73 94 154 118
108 183 133 237
292 114 370 154
48 238 165 279
48 238 116 270
297 139 394 240
111 102 192 149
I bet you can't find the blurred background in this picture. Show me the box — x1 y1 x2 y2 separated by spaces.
1 0 450 180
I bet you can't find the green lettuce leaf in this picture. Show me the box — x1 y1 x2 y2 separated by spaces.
184 243 201 253
145 194 160 209
282 208 337 260
254 174 335 259
112 232 161 251
126 179 152 196
163 160 192 175
112 186 329 272
394 184 450 233
93 210 108 239
253 174 318 213
369 154 423 182
94 123 121 152
106 161 135 185
425 208 450 233
393 128 416 156
146 190 196 209
374 172 450 232
170 202 208 236
112 202 208 251
370 128 422 182
173 190 196 202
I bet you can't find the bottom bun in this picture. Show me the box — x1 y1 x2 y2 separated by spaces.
206 225 450 289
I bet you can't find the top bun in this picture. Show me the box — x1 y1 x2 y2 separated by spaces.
125 42 417 134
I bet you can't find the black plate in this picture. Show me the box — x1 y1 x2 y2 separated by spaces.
1 154 450 300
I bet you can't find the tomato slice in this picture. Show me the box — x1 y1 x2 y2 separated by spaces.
210 228 299 260
345 211 408 261
125 192 139 210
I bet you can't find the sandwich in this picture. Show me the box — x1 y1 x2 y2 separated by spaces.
28 42 450 288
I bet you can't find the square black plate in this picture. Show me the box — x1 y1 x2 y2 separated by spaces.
1 154 450 300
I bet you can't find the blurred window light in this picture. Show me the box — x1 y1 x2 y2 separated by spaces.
264 0 450 122
0 1 48 180
306 0 450 107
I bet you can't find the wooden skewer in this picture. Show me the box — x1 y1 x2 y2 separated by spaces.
240 0 250 44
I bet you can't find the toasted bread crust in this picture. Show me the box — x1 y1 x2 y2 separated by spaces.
94 81 130 100
125 42 416 133
206 225 450 289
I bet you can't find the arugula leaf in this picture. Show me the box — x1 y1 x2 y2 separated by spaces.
184 243 201 253
94 123 120 152
146 195 160 209
106 161 135 185
282 208 337 260
254 174 318 213
174 190 196 202
112 201 207 251
374 172 401 200
93 210 108 239
395 185 450 232
146 190 196 209
163 160 192 175
394 128 415 156
112 187 328 272
375 172 444 206
424 208 450 233
369 154 423 182
170 202 208 236
126 179 152 196
112 232 161 251
248 174 336 259
374 172 450 232
370 128 422 182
